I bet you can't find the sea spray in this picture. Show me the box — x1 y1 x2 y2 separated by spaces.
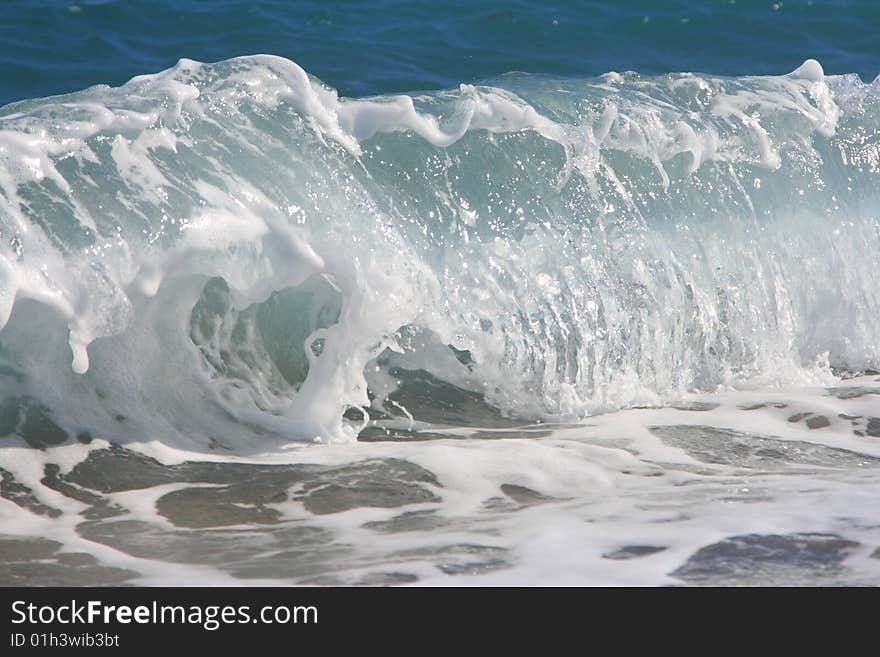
0 55 878 446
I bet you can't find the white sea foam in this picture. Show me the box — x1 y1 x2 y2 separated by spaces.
0 56 877 449
2 375 879 585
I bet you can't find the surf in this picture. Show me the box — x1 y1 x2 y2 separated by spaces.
0 55 878 449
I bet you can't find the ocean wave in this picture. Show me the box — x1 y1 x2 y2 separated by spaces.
0 55 878 447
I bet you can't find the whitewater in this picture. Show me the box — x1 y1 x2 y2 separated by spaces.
1 55 879 585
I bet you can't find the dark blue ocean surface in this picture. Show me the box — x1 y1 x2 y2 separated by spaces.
1 0 878 105
2 0 880 590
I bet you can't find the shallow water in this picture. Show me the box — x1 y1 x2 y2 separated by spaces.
2 2 879 587
2 375 880 586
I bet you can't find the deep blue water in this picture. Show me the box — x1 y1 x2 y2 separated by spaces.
1 0 878 105
2 0 880 589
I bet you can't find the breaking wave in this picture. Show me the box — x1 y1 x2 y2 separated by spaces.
0 55 878 447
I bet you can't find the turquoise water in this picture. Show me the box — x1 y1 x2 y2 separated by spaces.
2 1 880 587
1 0 878 106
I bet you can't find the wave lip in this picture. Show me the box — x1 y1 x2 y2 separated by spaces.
0 56 878 446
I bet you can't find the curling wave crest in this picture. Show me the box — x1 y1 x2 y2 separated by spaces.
0 55 878 447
